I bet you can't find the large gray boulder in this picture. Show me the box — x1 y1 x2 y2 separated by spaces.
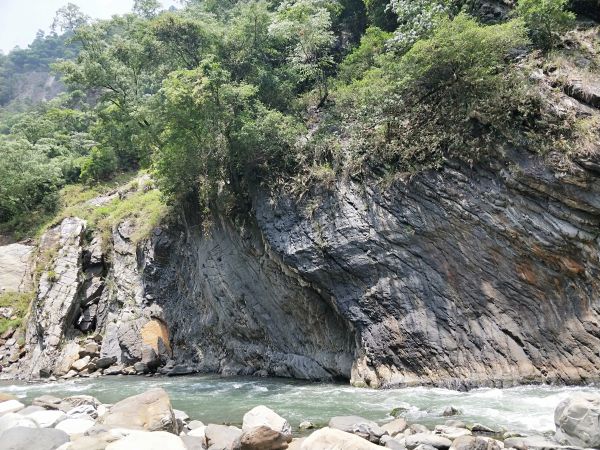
450 436 502 450
0 426 69 450
242 406 291 437
329 415 387 443
100 388 177 433
301 427 384 449
555 393 600 448
205 424 242 449
239 426 292 450
105 430 187 450
0 413 38 435
405 433 452 450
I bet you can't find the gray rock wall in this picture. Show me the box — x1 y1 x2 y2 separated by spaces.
10 149 600 389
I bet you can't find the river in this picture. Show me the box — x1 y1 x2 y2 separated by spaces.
1 376 598 434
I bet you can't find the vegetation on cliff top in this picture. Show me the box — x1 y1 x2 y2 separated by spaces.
0 0 598 238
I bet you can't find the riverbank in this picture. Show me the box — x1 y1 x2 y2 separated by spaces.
1 377 599 449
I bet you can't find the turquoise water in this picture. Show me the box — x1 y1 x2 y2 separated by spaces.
1 376 598 434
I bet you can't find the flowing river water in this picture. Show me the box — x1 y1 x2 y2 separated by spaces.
1 376 598 435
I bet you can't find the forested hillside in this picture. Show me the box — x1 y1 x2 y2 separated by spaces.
0 0 598 239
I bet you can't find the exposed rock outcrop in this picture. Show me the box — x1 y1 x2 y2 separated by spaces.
6 142 600 389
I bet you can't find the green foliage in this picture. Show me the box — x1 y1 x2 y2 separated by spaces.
80 146 118 182
363 0 397 31
338 27 392 82
133 0 162 18
335 14 537 170
269 0 339 103
515 0 575 50
0 138 63 223
0 292 33 335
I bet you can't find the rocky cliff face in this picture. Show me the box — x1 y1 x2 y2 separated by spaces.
5 144 599 389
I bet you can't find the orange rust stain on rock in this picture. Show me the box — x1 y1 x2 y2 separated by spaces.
141 319 171 355
517 262 537 284
561 257 585 275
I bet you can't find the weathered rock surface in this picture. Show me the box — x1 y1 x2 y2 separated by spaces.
242 406 291 437
555 393 600 448
0 243 33 293
10 145 600 388
329 415 386 443
105 430 187 450
0 426 69 450
99 388 177 433
301 427 384 449
205 424 242 449
239 426 292 450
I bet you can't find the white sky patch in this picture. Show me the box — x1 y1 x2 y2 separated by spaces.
0 0 179 54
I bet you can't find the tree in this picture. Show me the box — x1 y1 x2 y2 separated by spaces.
335 14 531 170
387 0 452 53
269 0 339 105
151 13 214 68
363 0 397 31
133 0 162 18
52 3 89 33
0 138 63 223
515 0 574 50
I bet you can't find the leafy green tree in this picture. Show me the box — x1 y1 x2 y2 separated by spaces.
0 138 63 223
80 146 118 182
336 14 531 169
151 13 215 68
133 0 162 18
269 0 339 105
52 3 89 33
338 26 392 82
363 0 397 31
515 0 574 50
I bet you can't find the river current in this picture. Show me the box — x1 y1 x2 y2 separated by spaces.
1 376 598 434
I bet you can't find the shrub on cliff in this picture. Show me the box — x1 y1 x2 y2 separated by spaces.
515 0 575 50
334 14 535 171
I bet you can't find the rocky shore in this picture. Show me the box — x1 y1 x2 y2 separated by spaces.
0 387 598 450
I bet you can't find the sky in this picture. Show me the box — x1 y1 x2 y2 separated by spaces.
0 0 179 54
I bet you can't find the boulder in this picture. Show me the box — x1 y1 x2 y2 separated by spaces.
71 356 91 372
26 410 66 428
301 427 384 449
380 435 405 449
0 426 69 450
0 400 25 415
33 395 63 410
405 433 452 450
555 393 600 448
329 415 387 443
243 406 292 437
382 418 408 437
19 406 46 415
188 425 207 443
0 413 39 435
95 356 116 370
466 424 495 434
442 407 461 417
298 421 315 430
66 404 98 419
100 388 177 433
181 435 207 450
239 426 292 450
188 420 206 430
205 424 242 449
434 425 471 440
55 418 95 435
450 436 502 450
105 431 187 450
